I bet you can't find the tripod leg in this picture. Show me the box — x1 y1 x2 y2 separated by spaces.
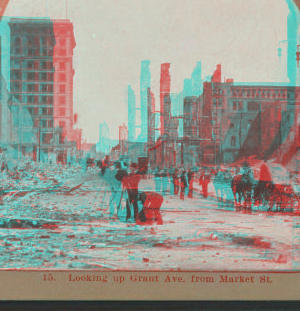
101 183 122 218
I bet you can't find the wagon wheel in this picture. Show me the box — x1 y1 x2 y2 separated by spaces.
276 192 292 213
293 195 300 214
290 196 299 214
284 195 298 213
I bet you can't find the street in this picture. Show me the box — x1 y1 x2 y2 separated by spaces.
0 172 298 271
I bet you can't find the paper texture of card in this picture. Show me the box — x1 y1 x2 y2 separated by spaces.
0 0 299 301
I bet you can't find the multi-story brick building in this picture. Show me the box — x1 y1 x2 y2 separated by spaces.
7 18 77 163
201 81 300 165
183 96 202 164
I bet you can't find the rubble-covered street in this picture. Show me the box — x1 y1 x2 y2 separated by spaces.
0 166 298 271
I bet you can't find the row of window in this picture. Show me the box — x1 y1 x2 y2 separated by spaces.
11 94 67 105
11 59 68 70
28 106 67 117
12 37 68 56
12 47 68 57
28 95 66 105
12 36 66 47
213 87 294 100
11 71 67 82
27 107 53 116
231 89 292 99
214 96 292 112
11 83 66 93
34 119 54 129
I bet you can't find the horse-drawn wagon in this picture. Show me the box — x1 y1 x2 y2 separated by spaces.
232 160 299 212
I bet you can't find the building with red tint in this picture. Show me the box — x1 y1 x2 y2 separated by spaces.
200 81 300 166
211 64 221 83
147 88 155 150
160 63 171 136
52 20 76 146
183 96 202 164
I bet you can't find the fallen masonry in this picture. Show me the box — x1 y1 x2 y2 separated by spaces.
0 218 59 229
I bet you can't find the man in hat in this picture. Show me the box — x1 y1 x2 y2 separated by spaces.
122 162 141 222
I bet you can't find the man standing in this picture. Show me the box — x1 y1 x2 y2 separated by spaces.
187 168 194 198
173 169 179 196
101 155 110 176
154 167 162 193
180 170 188 200
201 170 210 198
161 168 169 196
122 163 141 222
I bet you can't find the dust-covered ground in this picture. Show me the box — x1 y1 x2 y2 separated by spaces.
0 172 299 271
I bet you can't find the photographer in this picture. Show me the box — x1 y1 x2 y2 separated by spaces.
122 163 141 222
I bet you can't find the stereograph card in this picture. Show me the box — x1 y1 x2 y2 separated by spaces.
0 0 299 301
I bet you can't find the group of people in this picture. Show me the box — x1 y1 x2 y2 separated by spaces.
102 158 141 222
99 155 296 220
151 163 258 204
153 166 211 200
100 156 164 224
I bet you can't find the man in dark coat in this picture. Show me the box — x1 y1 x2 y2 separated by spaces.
187 169 195 198
173 169 179 195
101 155 110 176
180 170 188 200
122 163 141 222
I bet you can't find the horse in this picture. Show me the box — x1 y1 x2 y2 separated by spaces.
231 171 254 211
231 174 244 209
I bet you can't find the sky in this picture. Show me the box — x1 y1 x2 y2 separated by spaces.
3 0 290 142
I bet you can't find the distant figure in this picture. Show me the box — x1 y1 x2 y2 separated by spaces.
187 169 194 198
1 160 8 173
154 167 162 193
101 155 110 176
180 170 188 200
241 162 255 210
201 170 210 198
161 168 169 196
168 167 175 195
213 166 225 201
173 169 180 195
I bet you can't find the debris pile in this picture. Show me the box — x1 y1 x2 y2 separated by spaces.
0 161 85 220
